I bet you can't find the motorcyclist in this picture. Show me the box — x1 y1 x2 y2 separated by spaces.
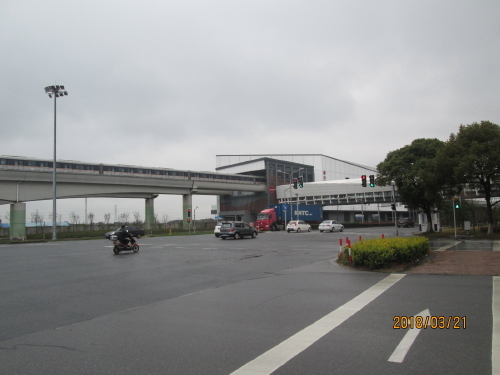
116 225 135 247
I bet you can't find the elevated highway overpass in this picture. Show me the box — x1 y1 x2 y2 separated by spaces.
0 155 266 238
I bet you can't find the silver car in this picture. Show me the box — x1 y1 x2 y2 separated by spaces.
318 220 344 232
214 223 222 237
286 220 312 233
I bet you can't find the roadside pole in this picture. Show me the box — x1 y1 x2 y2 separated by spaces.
452 198 457 240
394 205 398 235
296 193 299 223
392 182 398 235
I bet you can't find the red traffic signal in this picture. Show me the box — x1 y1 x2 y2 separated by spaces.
187 208 191 218
361 175 367 187
292 178 298 189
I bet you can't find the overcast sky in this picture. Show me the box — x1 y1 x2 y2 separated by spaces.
1 0 499 223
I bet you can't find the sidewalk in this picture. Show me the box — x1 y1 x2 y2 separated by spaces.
405 240 500 275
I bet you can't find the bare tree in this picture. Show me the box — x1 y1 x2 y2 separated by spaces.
87 212 95 230
70 212 80 231
161 213 169 229
133 211 141 225
4 211 10 223
31 210 44 234
104 213 111 230
153 213 159 229
118 212 130 223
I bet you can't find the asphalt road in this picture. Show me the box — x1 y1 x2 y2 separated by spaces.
0 227 497 375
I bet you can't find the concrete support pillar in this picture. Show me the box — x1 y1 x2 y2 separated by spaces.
10 202 26 240
182 194 192 230
144 197 155 231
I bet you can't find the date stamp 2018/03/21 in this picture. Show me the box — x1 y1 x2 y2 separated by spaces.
393 316 466 329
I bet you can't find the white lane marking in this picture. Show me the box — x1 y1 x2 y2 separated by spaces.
388 309 430 363
435 241 462 251
230 273 406 375
493 276 500 375
494 242 500 251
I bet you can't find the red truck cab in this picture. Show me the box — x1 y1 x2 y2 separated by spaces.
256 208 277 231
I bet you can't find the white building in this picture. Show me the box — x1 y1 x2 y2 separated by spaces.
215 154 408 223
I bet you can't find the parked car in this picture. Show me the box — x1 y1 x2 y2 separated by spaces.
214 223 222 237
219 221 258 239
397 218 415 228
286 220 312 233
318 220 344 232
105 225 145 239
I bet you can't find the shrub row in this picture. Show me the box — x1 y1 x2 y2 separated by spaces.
340 237 429 269
14 228 211 241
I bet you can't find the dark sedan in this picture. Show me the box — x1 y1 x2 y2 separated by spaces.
105 225 145 239
219 221 257 239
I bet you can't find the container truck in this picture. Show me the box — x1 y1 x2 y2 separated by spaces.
256 203 323 231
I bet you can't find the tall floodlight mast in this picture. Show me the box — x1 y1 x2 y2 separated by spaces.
44 85 68 241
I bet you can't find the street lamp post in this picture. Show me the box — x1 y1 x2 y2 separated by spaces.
44 85 68 241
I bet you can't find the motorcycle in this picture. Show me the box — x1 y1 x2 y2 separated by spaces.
110 235 139 254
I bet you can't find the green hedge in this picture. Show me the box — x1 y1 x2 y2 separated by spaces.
20 228 212 241
340 237 429 269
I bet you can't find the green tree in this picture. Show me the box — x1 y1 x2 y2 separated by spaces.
377 138 445 232
438 121 500 235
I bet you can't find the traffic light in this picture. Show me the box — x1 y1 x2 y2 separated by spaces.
454 202 460 209
361 175 367 187
391 203 396 211
293 178 298 189
298 176 304 188
369 175 375 187
187 208 191 222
